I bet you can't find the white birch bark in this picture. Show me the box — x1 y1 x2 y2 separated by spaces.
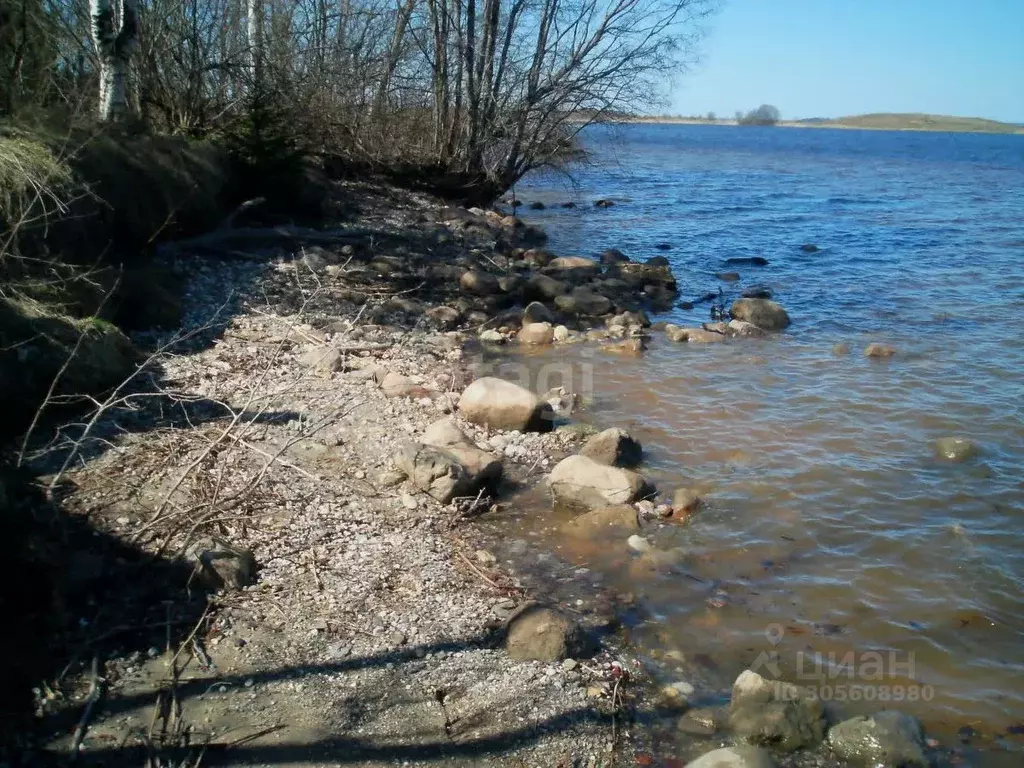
247 0 262 89
90 0 139 121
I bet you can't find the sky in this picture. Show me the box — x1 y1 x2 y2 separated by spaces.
671 0 1024 123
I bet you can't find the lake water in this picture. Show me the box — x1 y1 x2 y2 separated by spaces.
494 125 1024 764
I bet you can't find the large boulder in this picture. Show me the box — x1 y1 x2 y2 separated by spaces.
600 248 630 265
614 262 677 291
561 505 641 537
518 322 555 345
523 273 569 302
728 670 827 751
505 604 589 661
729 299 791 331
685 746 776 768
579 427 642 467
827 711 927 768
549 454 650 509
421 417 503 487
458 377 554 432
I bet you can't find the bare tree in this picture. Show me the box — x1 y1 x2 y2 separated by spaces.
89 0 139 120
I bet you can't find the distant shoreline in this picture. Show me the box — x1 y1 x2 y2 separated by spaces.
616 114 1024 136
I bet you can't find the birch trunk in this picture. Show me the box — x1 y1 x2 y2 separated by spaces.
90 0 139 121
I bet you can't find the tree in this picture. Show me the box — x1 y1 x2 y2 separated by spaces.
89 0 139 120
738 104 781 126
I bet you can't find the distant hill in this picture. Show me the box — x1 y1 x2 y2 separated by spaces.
793 113 1023 134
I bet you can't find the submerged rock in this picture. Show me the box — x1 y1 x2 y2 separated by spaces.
600 338 647 355
865 343 897 358
671 488 703 517
934 436 980 462
505 604 588 661
725 256 770 267
685 746 776 768
800 243 820 253
717 271 741 282
729 669 827 751
549 454 650 509
827 711 928 768
459 377 554 432
730 298 791 331
727 319 767 338
561 505 641 537
666 325 726 343
579 427 643 467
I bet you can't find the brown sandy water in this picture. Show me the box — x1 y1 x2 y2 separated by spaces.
479 337 1023 762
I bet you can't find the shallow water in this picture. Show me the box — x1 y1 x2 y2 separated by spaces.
494 125 1024 762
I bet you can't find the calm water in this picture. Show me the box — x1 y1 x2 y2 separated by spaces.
499 125 1024 763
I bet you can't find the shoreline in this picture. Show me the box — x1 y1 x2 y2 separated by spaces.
13 179 959 767
611 117 1024 135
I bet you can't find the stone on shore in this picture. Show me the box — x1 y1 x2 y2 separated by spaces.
523 301 554 324
729 298 791 331
425 305 462 330
523 248 554 267
729 669 827 751
865 343 897 358
934 436 979 462
185 537 257 591
524 273 569 302
297 346 343 376
394 442 471 502
600 248 629 265
379 370 427 398
458 377 554 432
555 286 613 316
479 329 505 344
553 324 570 342
827 711 928 768
421 417 503 486
518 322 555 345
561 505 641 537
685 746 777 768
549 454 650 509
505 604 588 662
460 269 501 296
579 427 643 467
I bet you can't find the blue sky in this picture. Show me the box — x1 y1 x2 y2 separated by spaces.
671 0 1024 122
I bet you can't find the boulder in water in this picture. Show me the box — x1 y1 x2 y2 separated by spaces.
730 298 791 331
594 199 615 208
579 427 643 467
518 322 555 345
458 377 554 432
826 711 927 768
600 248 630 265
717 271 741 282
725 256 770 267
549 454 650 509
729 669 827 751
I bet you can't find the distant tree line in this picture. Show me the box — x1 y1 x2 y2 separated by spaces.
736 104 781 126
